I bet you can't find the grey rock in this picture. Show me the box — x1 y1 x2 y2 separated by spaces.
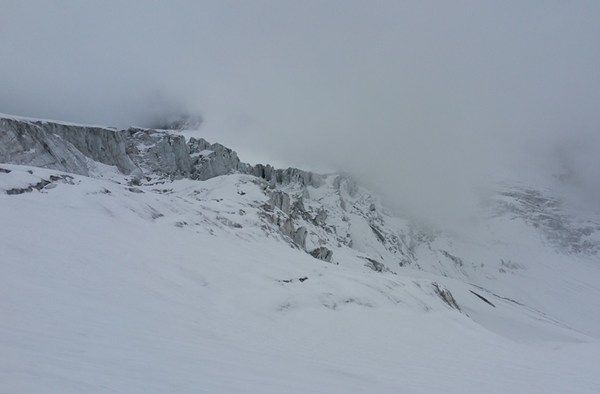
0 117 137 176
251 164 324 188
252 163 275 181
310 247 333 262
0 116 250 182
292 197 306 213
125 130 244 180
293 227 308 249
270 191 291 214
364 257 388 272
496 188 600 255
441 250 464 267
370 224 386 243
279 218 295 240
314 208 328 225
432 282 461 311
188 138 243 180
127 128 191 177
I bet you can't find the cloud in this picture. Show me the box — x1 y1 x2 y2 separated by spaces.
1 0 599 220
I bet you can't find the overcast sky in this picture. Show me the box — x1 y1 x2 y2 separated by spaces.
1 1 599 220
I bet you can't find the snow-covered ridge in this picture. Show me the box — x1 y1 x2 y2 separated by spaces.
0 113 600 393
2 114 600 392
1 113 598 284
2 161 600 392
0 114 325 183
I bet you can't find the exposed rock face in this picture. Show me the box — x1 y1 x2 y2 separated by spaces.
125 130 244 180
188 138 243 181
126 128 191 178
495 188 599 255
432 282 461 311
278 218 296 242
293 227 308 250
1 110 324 261
0 117 136 176
314 208 327 225
310 247 333 262
363 257 389 273
38 121 137 174
270 191 291 214
5 174 74 195
4 114 595 275
252 164 324 188
0 117 245 181
260 207 306 250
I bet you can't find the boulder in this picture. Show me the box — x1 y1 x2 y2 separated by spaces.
310 247 333 262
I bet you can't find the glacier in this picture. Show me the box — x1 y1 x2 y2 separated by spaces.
1 114 600 393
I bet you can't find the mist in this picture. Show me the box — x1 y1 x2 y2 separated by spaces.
2 0 599 222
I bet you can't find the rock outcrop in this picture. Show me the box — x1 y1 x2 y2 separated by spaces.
293 227 308 249
126 128 191 178
252 164 324 188
310 247 334 262
1 117 245 181
188 138 244 181
0 114 328 263
0 117 136 176
431 282 461 311
4 113 595 276
270 191 291 214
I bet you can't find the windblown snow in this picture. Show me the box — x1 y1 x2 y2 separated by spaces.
1 115 600 393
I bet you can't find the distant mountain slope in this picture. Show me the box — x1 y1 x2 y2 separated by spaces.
1 114 600 393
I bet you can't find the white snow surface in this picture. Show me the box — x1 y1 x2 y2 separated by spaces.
1 163 600 393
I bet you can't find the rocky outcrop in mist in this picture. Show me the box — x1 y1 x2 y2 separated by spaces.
0 115 331 261
0 117 136 176
0 116 321 186
2 114 598 270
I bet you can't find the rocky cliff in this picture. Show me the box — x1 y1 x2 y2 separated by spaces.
1 114 598 275
0 115 321 184
0 115 334 260
0 117 136 176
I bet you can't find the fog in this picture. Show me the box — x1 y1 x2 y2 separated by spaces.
1 1 599 222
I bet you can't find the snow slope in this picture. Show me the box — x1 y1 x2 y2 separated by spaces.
1 163 599 393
